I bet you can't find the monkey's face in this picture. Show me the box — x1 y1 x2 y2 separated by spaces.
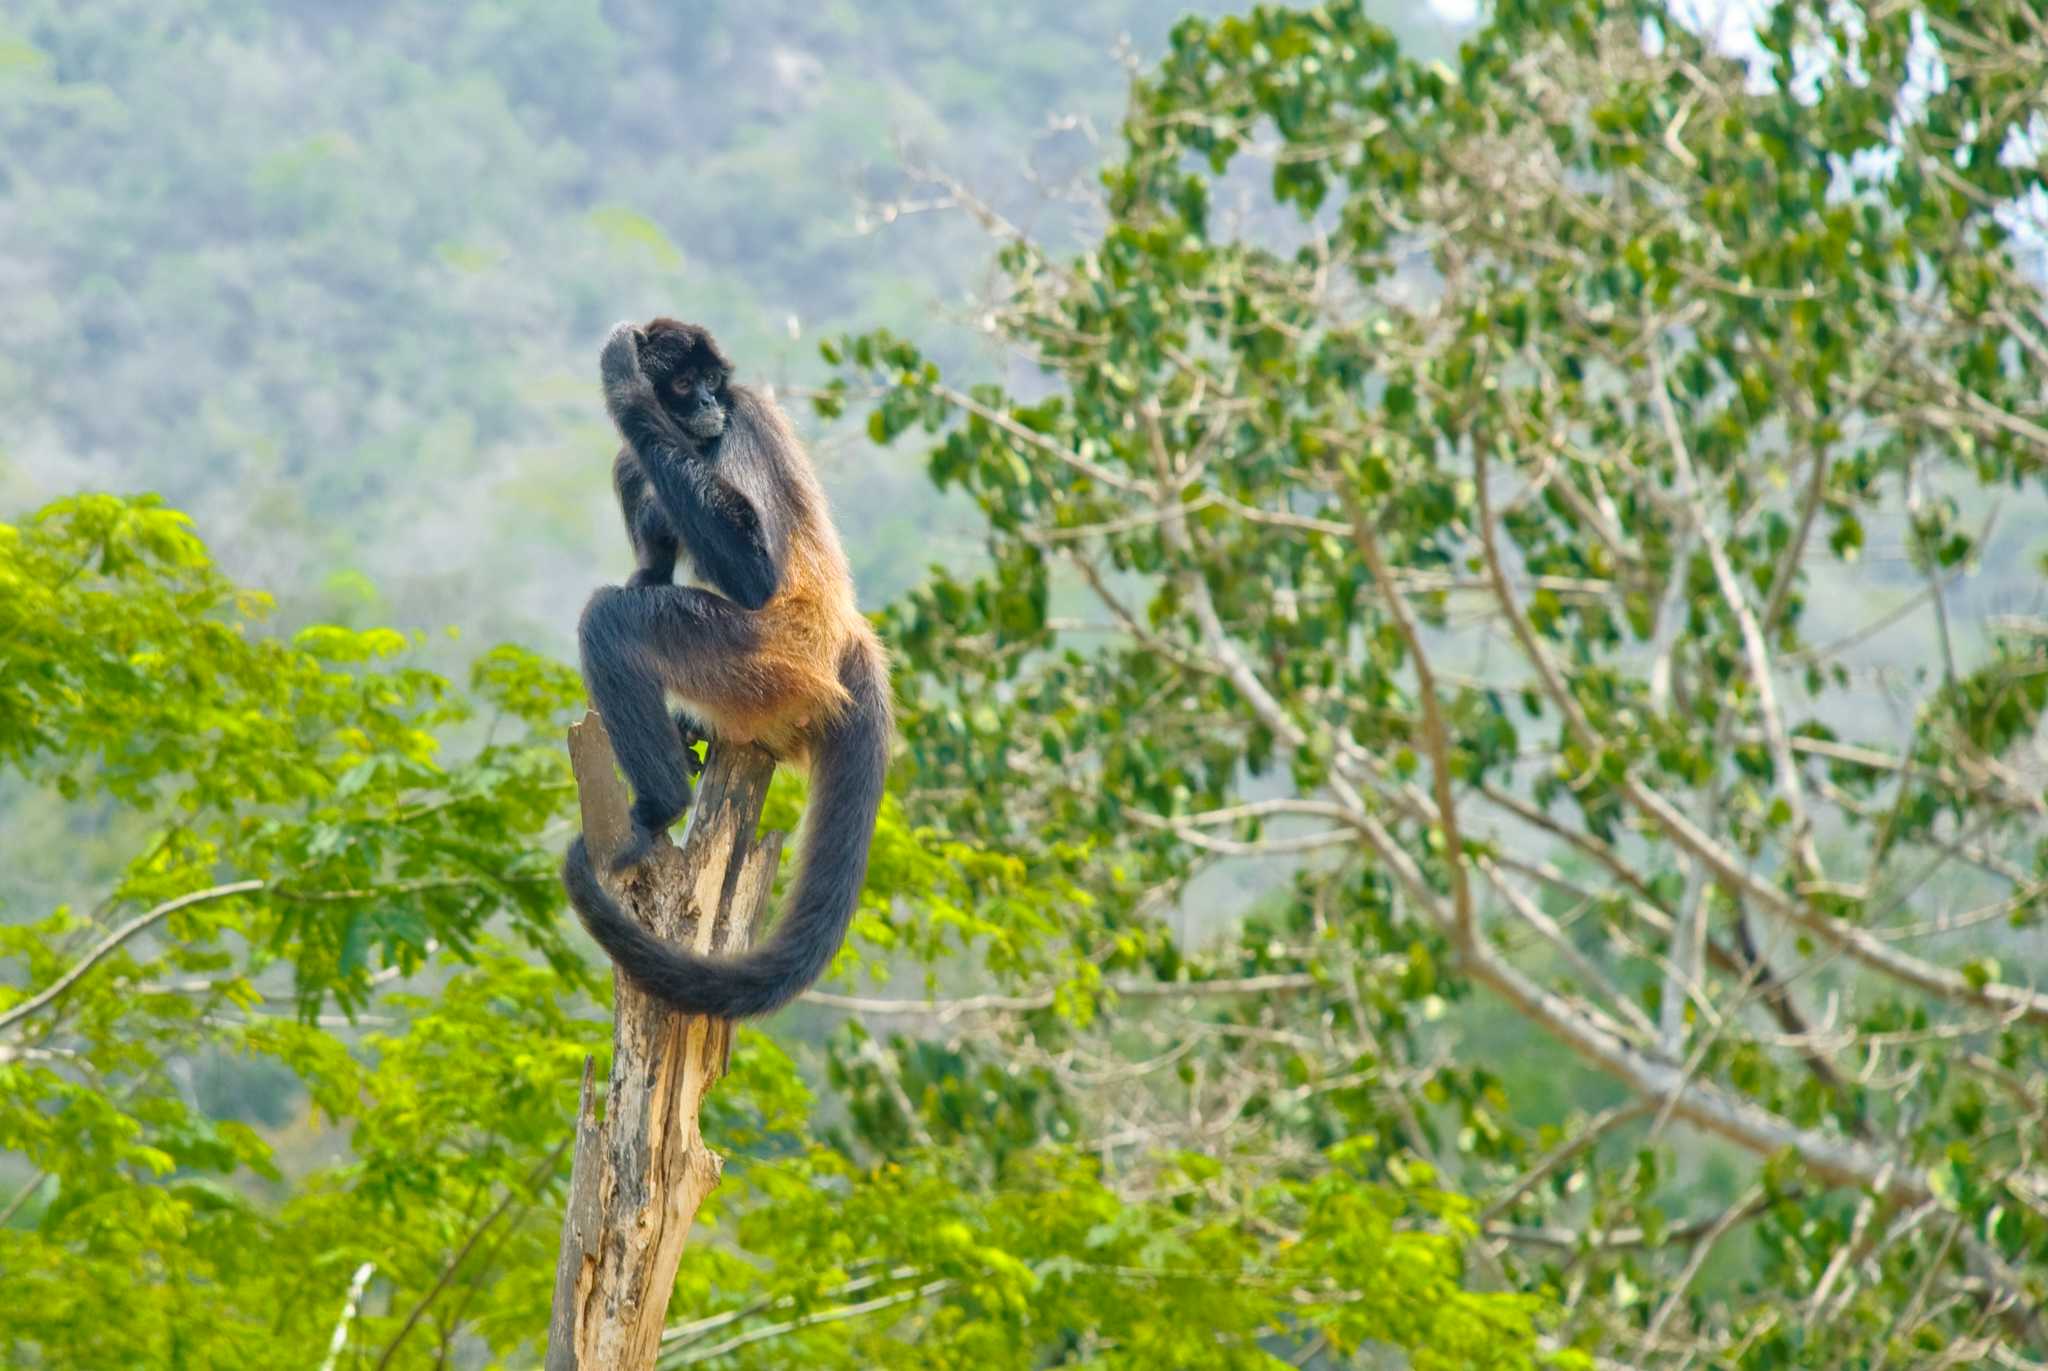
666 367 728 441
637 319 735 445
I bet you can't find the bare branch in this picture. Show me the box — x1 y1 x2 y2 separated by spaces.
1625 783 2048 1026
802 973 1326 1022
0 880 266 1035
1476 856 1660 1042
1642 1183 1766 1344
929 379 1149 496
1130 807 1357 857
1649 342 1823 881
1349 492 1476 943
660 1266 925 1352
318 1262 378 1371
1489 1191 1772 1251
0 1172 46 1228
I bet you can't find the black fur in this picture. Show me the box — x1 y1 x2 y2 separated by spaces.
601 321 784 610
562 643 892 1019
576 581 761 872
613 453 678 589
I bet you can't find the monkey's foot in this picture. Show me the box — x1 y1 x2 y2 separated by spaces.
674 712 708 777
610 793 689 875
608 824 656 876
608 818 682 876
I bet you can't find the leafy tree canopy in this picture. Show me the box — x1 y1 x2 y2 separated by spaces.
1 495 1538 1365
822 0 2048 1363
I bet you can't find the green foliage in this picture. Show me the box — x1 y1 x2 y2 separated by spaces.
1 493 1533 1366
668 1142 1547 1370
822 1 2048 1365
0 493 584 1006
0 494 605 1366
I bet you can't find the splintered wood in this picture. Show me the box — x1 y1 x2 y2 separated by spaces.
546 712 781 1371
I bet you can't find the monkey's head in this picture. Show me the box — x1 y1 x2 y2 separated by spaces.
639 318 735 442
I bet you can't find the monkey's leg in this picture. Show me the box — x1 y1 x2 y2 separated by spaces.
577 584 760 871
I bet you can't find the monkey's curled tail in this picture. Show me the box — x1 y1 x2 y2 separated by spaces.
562 643 890 1019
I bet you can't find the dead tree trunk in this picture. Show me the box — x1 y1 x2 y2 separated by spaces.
546 711 782 1371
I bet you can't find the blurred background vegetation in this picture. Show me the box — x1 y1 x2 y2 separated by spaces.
0 0 1464 642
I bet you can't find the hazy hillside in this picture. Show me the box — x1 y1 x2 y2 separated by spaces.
0 0 1470 654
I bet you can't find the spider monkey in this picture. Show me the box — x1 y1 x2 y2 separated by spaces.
561 318 891 1019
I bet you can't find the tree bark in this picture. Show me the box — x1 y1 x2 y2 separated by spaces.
546 711 782 1371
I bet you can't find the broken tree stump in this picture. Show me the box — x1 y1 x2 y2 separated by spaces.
546 711 782 1371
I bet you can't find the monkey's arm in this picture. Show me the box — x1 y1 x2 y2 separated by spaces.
601 328 785 610
637 454 781 610
613 451 678 588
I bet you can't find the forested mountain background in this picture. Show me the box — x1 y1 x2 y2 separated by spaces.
0 0 1461 644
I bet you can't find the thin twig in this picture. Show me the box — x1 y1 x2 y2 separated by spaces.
1642 1184 1766 1344
659 1279 955 1367
1479 1102 1652 1223
374 1134 572 1371
0 1172 46 1228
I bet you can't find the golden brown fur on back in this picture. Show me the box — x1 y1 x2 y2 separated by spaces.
667 381 876 759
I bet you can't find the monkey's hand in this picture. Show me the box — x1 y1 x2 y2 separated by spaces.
600 321 646 389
